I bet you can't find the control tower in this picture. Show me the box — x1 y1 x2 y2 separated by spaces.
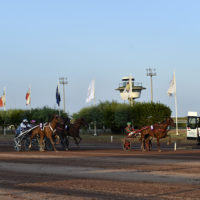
115 75 146 105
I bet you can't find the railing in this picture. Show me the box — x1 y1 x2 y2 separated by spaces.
118 82 143 88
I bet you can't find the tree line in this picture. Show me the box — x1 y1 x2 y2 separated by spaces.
0 107 67 127
0 101 171 133
73 101 172 133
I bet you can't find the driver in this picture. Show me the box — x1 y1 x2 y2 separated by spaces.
20 119 31 132
125 122 135 137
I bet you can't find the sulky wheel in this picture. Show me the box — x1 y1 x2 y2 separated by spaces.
14 138 21 152
123 139 131 151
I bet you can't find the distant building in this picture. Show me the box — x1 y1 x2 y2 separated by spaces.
115 75 146 104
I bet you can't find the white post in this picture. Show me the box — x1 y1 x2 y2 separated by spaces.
174 141 177 151
111 136 113 143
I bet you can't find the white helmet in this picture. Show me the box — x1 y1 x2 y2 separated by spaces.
23 119 28 123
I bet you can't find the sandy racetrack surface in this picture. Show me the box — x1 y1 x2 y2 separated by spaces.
0 141 200 200
0 146 200 200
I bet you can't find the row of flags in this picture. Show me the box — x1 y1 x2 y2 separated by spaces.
0 73 176 110
0 88 31 110
56 79 96 107
0 80 95 110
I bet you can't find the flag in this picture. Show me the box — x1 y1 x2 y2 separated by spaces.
122 76 132 100
122 82 130 100
86 80 95 103
26 88 31 105
56 83 61 106
0 89 6 107
168 72 176 96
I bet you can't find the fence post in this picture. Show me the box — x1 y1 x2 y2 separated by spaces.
111 136 113 143
174 141 176 151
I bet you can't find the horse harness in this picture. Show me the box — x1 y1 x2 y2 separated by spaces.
44 123 57 135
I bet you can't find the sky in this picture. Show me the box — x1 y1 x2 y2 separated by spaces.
0 0 200 117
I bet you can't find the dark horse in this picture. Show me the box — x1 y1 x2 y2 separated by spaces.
140 117 175 152
63 118 88 146
55 116 71 150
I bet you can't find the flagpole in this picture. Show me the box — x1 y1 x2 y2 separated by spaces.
3 87 6 111
3 87 6 135
59 82 60 116
94 79 97 136
129 75 133 106
29 85 31 113
175 93 179 135
174 72 179 135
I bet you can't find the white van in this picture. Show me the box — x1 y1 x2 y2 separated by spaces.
187 112 200 139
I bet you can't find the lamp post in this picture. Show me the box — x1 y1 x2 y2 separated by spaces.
146 68 156 102
59 77 68 113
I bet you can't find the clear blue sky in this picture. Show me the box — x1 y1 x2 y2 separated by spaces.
0 0 200 116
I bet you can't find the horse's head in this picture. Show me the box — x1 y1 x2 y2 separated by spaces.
52 114 61 124
78 118 89 128
60 116 71 126
166 117 175 127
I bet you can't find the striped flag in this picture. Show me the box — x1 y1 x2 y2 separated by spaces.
0 89 6 108
26 88 31 105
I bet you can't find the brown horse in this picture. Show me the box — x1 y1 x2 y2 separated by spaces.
140 117 175 152
40 115 63 152
28 125 45 151
65 118 88 145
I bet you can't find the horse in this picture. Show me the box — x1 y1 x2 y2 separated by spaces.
140 117 175 152
55 116 71 150
28 125 45 151
40 115 63 152
64 118 88 145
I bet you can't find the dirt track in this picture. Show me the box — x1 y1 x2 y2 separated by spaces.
0 141 200 200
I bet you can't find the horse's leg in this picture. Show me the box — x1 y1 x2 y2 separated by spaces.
55 134 60 144
167 135 171 146
29 131 35 150
39 131 45 152
73 136 79 145
47 133 57 152
140 136 145 151
149 138 152 151
77 135 82 144
157 137 161 152
145 138 150 151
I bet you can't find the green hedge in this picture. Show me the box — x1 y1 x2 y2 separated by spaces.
73 101 172 133
0 106 68 127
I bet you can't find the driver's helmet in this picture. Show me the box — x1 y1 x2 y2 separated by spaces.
31 120 36 123
23 119 28 123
